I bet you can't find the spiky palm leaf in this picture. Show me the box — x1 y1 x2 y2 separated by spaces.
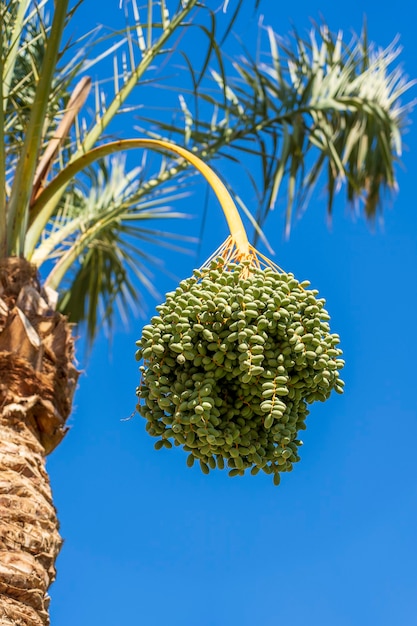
1 1 414 343
35 155 196 344
0 0 229 340
139 22 415 237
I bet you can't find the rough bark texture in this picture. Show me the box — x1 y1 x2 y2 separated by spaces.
0 258 79 625
0 418 60 625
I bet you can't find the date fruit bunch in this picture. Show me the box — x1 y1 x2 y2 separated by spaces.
136 253 344 485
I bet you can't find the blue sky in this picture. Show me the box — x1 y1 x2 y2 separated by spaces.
48 1 417 624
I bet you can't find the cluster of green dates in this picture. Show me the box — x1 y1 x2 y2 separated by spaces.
136 258 344 485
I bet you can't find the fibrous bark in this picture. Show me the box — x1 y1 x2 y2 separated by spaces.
0 416 60 625
0 258 79 625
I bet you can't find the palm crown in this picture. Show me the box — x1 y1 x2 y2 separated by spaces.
1 0 413 345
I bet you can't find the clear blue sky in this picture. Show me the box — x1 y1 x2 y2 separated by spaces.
48 1 417 624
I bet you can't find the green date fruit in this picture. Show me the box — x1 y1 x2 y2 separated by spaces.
136 256 344 486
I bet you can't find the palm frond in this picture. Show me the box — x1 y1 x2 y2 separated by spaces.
31 76 92 202
136 21 415 236
7 0 71 254
4 0 221 252
1 2 414 347
32 155 196 344
57 234 152 348
69 0 200 156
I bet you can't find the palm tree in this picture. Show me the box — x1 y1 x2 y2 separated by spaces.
0 1 413 623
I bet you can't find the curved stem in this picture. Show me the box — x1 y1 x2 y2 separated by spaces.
26 139 250 269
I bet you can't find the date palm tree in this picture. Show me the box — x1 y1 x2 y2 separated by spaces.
0 0 413 623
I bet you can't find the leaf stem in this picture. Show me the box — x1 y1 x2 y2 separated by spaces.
29 139 249 288
7 0 70 255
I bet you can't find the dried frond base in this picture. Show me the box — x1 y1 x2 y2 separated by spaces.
0 595 47 626
0 257 79 624
0 257 79 453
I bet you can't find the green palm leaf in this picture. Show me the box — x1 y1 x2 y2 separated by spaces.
1 2 414 345
138 22 415 236
34 154 196 343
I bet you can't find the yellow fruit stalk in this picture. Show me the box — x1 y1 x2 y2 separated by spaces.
133 141 345 485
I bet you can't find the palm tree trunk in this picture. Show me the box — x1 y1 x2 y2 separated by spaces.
0 258 78 625
0 414 60 625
